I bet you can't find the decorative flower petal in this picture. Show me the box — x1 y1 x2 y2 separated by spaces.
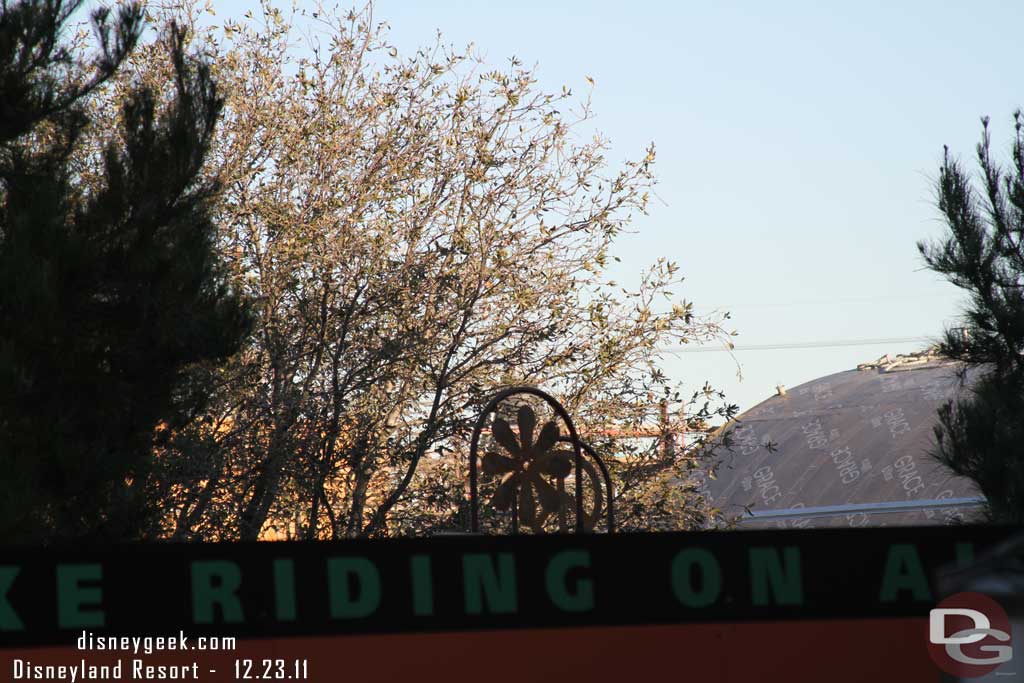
529 472 565 513
530 506 551 534
534 450 572 478
482 451 518 475
534 420 560 455
491 474 517 511
517 405 536 452
491 417 521 457
519 484 537 527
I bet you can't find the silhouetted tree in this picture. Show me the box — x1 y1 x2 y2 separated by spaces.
0 0 250 543
99 2 739 540
919 113 1024 523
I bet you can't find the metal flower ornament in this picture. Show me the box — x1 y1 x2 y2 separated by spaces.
470 386 613 534
482 406 575 532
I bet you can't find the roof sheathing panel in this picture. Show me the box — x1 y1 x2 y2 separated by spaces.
706 358 983 528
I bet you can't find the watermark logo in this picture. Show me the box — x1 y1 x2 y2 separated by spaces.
928 592 1013 678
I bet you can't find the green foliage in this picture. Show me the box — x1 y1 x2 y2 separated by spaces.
0 0 250 543
918 112 1024 523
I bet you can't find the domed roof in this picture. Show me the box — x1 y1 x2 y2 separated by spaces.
705 350 985 528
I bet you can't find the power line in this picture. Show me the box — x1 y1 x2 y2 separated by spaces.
694 293 952 310
666 336 933 353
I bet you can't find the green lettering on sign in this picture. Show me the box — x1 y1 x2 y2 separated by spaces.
749 546 803 606
545 550 594 612
273 559 296 621
327 558 381 619
56 564 104 628
879 544 932 602
191 561 244 624
410 555 434 617
0 567 22 631
463 553 517 615
955 542 974 568
671 549 721 608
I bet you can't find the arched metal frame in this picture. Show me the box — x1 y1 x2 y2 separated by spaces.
556 435 615 533
470 386 587 534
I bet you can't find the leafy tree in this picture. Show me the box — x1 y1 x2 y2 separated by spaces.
89 1 738 540
918 112 1024 523
0 0 250 543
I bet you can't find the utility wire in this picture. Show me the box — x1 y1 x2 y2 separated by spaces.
694 293 952 310
666 336 933 353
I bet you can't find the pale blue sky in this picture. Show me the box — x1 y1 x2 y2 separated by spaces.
216 0 1023 413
